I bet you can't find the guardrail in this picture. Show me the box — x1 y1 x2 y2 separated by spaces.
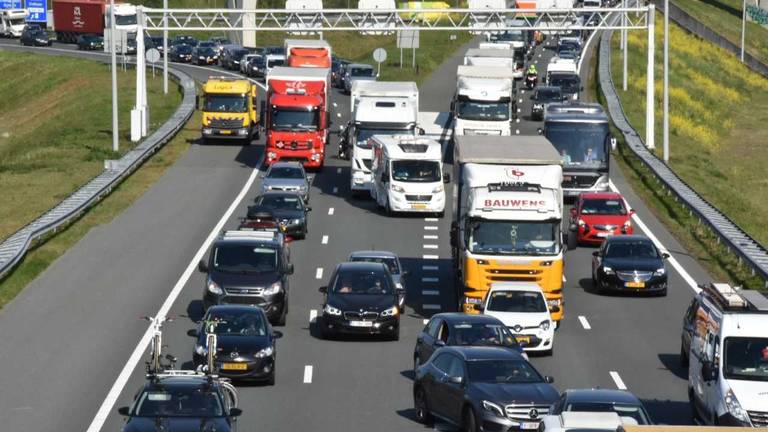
0 66 196 280
598 27 768 287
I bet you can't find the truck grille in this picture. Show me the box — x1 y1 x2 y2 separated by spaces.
209 118 244 129
748 411 768 427
405 195 432 202
343 311 379 320
616 271 654 282
224 286 263 295
562 174 599 189
504 405 549 421
484 267 543 283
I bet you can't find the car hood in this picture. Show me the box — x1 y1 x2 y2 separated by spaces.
124 417 231 432
601 257 662 272
470 382 559 406
727 379 768 412
329 294 395 312
484 310 550 329
212 270 279 288
580 214 630 226
262 178 306 189
268 208 305 220
198 334 271 356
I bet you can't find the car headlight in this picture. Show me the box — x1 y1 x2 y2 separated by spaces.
482 400 505 417
432 184 444 193
207 278 223 295
395 282 404 290
195 344 207 355
255 345 274 358
262 281 281 296
292 218 302 225
533 103 543 109
602 266 614 275
298 185 308 192
391 184 405 193
725 389 749 423
323 304 342 316
539 320 551 331
623 220 632 229
653 268 666 277
578 218 585 226
381 306 399 317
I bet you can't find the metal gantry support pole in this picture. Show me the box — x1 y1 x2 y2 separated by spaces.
663 0 669 163
645 4 655 150
740 0 746 62
163 0 168 94
131 6 148 141
622 0 628 91
109 0 119 152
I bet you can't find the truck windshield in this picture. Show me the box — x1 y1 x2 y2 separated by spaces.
204 95 247 113
391 160 441 183
271 108 319 131
356 128 412 149
724 337 768 382
492 30 525 43
115 14 137 26
467 220 560 255
545 121 609 169
10 18 25 25
456 100 509 121
487 291 547 313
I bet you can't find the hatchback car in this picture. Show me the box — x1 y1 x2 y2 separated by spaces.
343 63 377 94
347 250 408 311
77 34 103 50
570 192 634 246
170 35 197 47
191 305 282 384
192 46 218 65
318 262 402 340
20 25 51 46
549 389 652 425
260 161 311 202
253 191 311 239
591 235 669 295
413 346 558 430
168 44 193 62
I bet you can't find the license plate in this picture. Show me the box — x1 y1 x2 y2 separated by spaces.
597 232 613 238
219 130 232 135
349 320 373 327
625 281 645 288
411 203 427 209
221 363 248 371
521 422 539 430
514 335 531 344
563 175 573 181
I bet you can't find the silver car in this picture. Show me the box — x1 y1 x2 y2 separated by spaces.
347 250 409 311
260 161 311 202
343 63 377 94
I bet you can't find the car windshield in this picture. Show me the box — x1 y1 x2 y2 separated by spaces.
604 240 659 259
487 290 547 313
175 45 193 54
468 220 560 255
456 100 510 121
267 58 285 68
351 67 375 77
115 14 137 26
355 128 413 148
452 323 519 347
204 95 247 114
270 107 319 131
257 194 303 211
233 49 249 59
198 47 215 56
212 244 278 273
391 160 441 183
535 89 562 102
198 41 215 48
550 75 581 93
581 199 627 215
545 121 609 168
724 337 768 382
565 402 650 425
204 310 268 337
134 387 224 417
267 167 304 179
349 256 399 274
332 269 392 295
468 360 543 383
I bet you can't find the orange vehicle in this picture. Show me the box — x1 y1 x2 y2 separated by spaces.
284 39 332 68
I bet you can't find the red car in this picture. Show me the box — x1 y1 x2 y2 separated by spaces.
569 192 634 245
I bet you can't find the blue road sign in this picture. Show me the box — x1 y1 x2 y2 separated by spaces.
0 0 23 9
26 0 47 22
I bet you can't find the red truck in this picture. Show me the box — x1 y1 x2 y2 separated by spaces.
264 66 330 169
52 0 136 43
284 39 332 68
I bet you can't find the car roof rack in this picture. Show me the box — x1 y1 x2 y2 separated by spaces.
700 282 768 312
221 230 277 241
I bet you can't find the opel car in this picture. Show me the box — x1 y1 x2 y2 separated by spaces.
591 235 669 296
260 161 311 202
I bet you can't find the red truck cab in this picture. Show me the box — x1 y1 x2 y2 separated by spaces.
570 192 635 245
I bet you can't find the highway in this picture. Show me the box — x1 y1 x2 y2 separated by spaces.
0 34 714 432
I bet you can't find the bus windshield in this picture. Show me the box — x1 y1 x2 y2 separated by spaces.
545 121 610 169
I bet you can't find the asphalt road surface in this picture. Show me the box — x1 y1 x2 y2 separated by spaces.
0 33 714 432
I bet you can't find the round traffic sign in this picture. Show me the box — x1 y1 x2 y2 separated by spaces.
373 47 387 63
146 48 161 63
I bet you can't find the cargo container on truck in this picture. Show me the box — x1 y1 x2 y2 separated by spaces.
284 38 331 68
264 66 330 169
200 76 260 144
1 8 27 37
452 65 515 137
51 0 135 43
463 47 524 79
450 135 565 323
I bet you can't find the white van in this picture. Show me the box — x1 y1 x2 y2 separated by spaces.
371 136 447 216
683 282 768 427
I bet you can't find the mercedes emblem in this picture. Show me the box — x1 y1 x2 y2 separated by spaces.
529 408 539 419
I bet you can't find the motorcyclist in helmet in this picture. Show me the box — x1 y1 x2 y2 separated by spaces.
527 64 537 76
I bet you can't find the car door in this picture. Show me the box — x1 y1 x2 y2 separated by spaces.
428 353 455 420
416 318 442 366
444 356 469 424
681 298 698 358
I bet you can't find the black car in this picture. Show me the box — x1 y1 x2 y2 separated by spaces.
591 235 669 295
192 46 218 65
549 72 582 101
331 58 350 88
413 346 558 430
76 34 103 50
199 230 294 325
20 25 51 46
530 86 564 121
192 305 282 384
117 373 242 432
169 44 194 62
318 261 402 340
549 389 653 425
253 192 311 239
414 313 525 370
147 36 164 54
171 35 197 47
221 46 250 70
333 62 349 88
246 55 267 78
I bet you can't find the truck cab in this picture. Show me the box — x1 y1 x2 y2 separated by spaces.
371 136 447 216
200 77 259 144
1 9 27 37
463 47 524 79
453 65 515 137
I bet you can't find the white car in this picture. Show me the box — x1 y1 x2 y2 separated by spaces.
539 411 638 432
479 282 555 355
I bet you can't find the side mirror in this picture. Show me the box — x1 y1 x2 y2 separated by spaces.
402 270 411 277
380 173 388 183
395 287 405 294
286 263 295 274
117 406 130 416
186 328 198 337
449 376 464 385
273 330 283 339
580 86 585 91
229 408 243 417
198 259 209 273
443 173 451 184
537 128 543 135
702 361 717 381
418 127 425 136
473 303 484 312
544 376 555 383
629 209 636 215
662 253 670 259
318 286 327 293
610 136 618 151
305 206 312 212
592 251 600 257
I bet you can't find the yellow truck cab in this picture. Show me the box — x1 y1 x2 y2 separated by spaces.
200 77 260 144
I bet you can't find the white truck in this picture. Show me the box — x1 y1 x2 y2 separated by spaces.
1 8 27 38
342 81 420 197
464 47 524 79
452 65 515 137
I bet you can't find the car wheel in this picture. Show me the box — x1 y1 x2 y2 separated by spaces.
391 327 400 341
385 198 393 217
463 407 480 432
275 304 287 326
680 344 689 367
414 387 434 425
413 355 420 372
266 370 276 386
659 287 668 297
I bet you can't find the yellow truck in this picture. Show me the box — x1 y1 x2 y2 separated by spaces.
199 77 260 144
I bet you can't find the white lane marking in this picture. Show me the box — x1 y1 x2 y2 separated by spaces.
423 244 438 249
303 365 313 383
424 217 439 222
309 309 318 322
608 180 700 293
315 267 324 279
578 315 592 330
424 226 438 230
516 118 521 123
609 371 628 390
577 22 601 75
521 89 525 94
518 98 523 103
422 277 439 283
423 304 442 310
332 186 338 194
515 129 520 134
423 235 438 240
423 254 439 259
328 207 335 215
85 157 265 432
423 290 440 296
336 167 342 174
422 265 439 271
321 235 329 245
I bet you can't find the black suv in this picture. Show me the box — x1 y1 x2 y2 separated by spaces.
318 261 402 340
199 230 293 325
20 24 51 46
413 346 557 431
117 373 242 432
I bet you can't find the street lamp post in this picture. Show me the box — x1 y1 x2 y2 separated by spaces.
663 0 669 163
163 0 168 94
109 0 119 152
740 0 746 62
645 4 655 150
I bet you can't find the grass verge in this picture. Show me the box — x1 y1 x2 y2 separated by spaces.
0 50 182 241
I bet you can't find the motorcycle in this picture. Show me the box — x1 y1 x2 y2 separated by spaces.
525 72 538 90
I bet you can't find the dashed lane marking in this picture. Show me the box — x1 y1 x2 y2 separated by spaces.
423 235 438 240
423 244 438 249
422 290 440 296
424 226 438 230
422 265 439 271
609 371 627 390
578 316 591 330
303 365 313 383
315 268 324 279
423 254 439 260
422 277 439 283
309 309 317 322
321 235 329 245
423 319 429 324
328 207 335 215
424 217 438 222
